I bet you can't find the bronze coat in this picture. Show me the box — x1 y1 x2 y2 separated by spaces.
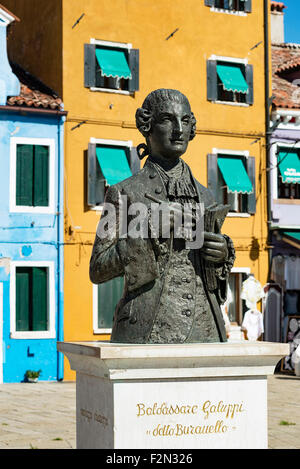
90 159 235 343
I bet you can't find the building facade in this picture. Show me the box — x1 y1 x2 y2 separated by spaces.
0 4 66 382
263 1 300 373
4 0 271 379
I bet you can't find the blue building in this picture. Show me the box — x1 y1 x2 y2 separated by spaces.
0 5 66 382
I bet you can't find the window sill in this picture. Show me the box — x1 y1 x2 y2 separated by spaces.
89 205 104 212
274 198 300 205
90 87 133 96
210 7 247 16
10 205 55 214
93 328 112 335
213 100 250 107
227 212 251 218
10 330 56 339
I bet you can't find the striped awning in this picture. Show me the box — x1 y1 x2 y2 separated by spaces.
218 156 253 194
96 146 132 186
217 63 249 94
95 48 132 79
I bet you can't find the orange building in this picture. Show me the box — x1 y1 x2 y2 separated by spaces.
4 0 271 379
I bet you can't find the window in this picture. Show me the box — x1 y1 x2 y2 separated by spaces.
207 58 253 105
93 277 124 333
277 148 300 200
207 152 256 214
10 137 55 213
84 40 139 94
227 271 249 325
205 0 252 13
10 261 55 339
87 139 140 207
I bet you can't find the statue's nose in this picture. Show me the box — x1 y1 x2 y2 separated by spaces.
173 118 183 137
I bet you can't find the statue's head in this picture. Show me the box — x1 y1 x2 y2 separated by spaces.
135 89 196 160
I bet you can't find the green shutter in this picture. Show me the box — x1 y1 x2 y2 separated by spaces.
98 277 124 329
33 145 49 207
32 267 48 331
128 49 139 92
16 267 31 331
16 144 34 206
84 43 97 88
207 60 218 102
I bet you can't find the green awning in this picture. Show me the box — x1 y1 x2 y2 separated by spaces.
95 48 132 79
277 151 300 184
216 63 249 94
283 231 300 242
217 156 253 194
96 146 132 186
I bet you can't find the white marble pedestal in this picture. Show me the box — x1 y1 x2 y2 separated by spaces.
57 341 288 449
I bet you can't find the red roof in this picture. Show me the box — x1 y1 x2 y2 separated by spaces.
5 63 63 111
7 83 62 110
272 44 300 110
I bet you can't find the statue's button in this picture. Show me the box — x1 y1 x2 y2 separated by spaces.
181 310 186 316
185 310 191 317
182 277 187 282
187 294 193 300
155 187 162 194
128 277 136 286
149 172 156 179
186 277 191 283
129 315 137 324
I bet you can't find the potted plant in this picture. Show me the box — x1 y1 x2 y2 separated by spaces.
25 369 42 383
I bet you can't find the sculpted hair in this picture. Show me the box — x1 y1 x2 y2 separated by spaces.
135 89 197 142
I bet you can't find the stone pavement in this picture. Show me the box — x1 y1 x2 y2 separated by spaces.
0 373 299 449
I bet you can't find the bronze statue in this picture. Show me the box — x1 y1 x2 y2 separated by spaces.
90 89 235 344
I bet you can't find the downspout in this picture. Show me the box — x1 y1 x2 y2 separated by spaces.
57 114 65 381
264 0 272 270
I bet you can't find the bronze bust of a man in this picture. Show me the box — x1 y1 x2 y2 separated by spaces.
90 89 235 344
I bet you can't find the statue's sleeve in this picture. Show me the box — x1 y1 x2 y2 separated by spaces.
89 185 125 285
214 234 236 304
89 185 159 291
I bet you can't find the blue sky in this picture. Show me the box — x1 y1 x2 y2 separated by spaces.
283 0 300 44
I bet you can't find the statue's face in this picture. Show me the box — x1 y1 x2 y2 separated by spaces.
148 100 192 160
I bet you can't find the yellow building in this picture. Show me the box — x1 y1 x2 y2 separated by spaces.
5 0 271 380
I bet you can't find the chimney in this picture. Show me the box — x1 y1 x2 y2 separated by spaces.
271 1 286 44
0 4 20 105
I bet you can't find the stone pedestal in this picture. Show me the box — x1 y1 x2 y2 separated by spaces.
57 341 288 449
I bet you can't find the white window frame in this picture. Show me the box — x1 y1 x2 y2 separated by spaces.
93 284 112 335
89 137 133 212
10 260 56 339
270 141 300 200
89 38 133 96
210 6 247 16
209 55 250 107
9 137 56 214
212 148 251 217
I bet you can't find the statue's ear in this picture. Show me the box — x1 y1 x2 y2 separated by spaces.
135 107 152 137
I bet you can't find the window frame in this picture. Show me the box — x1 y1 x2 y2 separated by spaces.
9 137 56 214
92 277 124 335
228 267 251 325
207 55 253 106
209 149 255 216
270 142 300 201
10 260 56 339
85 39 139 95
205 0 251 14
88 138 139 209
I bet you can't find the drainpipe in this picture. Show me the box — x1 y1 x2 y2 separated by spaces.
57 114 65 381
264 0 272 270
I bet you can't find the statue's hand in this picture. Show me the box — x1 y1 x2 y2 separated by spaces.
201 232 228 263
